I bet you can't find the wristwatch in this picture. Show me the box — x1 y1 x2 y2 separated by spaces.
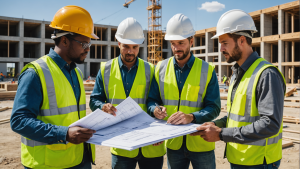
191 114 196 123
219 128 223 141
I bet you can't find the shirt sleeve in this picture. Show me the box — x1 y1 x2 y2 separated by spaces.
89 68 107 112
146 69 163 117
221 67 285 143
192 70 221 124
10 68 68 144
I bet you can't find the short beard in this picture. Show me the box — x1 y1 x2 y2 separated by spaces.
174 48 190 61
67 43 86 64
223 43 242 63
122 54 136 63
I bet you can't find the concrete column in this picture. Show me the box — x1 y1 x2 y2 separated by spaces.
40 23 45 57
260 42 264 58
285 12 289 33
205 32 213 62
19 20 24 37
264 43 271 62
218 43 222 82
278 40 284 72
292 41 295 62
278 10 284 34
86 61 90 78
18 62 24 74
107 27 111 42
260 13 272 37
107 45 111 60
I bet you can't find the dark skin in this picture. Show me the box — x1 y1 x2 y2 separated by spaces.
54 34 95 144
153 38 195 125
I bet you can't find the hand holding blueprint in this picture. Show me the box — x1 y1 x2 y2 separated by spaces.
69 97 201 151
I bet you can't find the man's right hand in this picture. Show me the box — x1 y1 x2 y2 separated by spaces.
66 126 96 144
102 103 117 116
153 106 167 119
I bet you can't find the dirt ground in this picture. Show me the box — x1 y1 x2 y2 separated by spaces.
0 96 299 169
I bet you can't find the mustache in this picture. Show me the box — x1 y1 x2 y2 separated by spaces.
125 54 135 57
222 51 229 55
175 50 184 53
81 52 88 55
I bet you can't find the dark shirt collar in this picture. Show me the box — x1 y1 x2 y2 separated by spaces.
173 52 195 69
47 48 77 71
118 55 139 69
232 51 260 72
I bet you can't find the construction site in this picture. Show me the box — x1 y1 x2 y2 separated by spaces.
0 0 299 169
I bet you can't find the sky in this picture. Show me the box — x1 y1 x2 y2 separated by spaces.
0 0 291 31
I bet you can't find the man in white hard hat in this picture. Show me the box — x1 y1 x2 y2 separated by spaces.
191 9 286 168
147 13 220 169
90 17 165 169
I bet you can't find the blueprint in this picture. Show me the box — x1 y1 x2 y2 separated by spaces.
69 97 201 151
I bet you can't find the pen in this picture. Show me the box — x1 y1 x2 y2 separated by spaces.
155 103 168 117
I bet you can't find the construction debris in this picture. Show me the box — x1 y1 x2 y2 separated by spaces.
283 115 300 124
0 118 10 124
282 139 294 148
0 91 16 100
0 107 12 112
285 87 297 97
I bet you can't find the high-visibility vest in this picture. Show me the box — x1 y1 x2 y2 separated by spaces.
155 57 215 152
100 57 166 158
20 55 95 168
226 58 286 165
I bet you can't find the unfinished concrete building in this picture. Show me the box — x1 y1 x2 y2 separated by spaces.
191 1 300 86
0 16 150 79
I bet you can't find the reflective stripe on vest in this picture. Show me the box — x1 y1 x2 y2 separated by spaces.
20 56 93 168
158 58 208 108
103 59 151 105
156 57 215 152
226 58 285 165
102 57 166 158
35 59 86 116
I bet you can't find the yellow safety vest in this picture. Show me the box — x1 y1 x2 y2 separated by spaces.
155 57 215 152
226 58 286 165
100 57 166 158
20 55 95 168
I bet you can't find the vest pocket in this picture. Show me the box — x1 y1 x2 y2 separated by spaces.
45 143 79 167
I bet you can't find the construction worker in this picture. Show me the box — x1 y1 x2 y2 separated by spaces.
222 75 227 85
191 10 286 169
0 72 5 81
10 6 98 169
89 17 165 169
147 13 220 169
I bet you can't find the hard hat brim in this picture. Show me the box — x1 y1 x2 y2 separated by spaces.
164 32 195 41
116 36 145 45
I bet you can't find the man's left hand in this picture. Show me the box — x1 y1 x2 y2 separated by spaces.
190 122 222 142
166 111 194 125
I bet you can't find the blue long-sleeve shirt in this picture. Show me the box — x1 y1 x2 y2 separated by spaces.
10 48 81 144
147 53 221 124
89 55 139 111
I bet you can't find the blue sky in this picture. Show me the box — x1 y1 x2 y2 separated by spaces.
0 0 291 31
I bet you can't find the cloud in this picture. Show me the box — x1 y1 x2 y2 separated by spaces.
198 1 225 12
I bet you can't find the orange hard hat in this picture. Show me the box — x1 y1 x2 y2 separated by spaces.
50 5 99 39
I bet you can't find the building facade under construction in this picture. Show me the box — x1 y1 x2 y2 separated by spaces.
191 1 299 85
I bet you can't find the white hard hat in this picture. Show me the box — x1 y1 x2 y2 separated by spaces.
165 13 195 40
211 9 257 39
115 17 145 44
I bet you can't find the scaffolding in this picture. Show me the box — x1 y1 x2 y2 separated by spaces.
147 0 163 65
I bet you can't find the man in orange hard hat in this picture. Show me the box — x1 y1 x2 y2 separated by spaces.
11 6 99 169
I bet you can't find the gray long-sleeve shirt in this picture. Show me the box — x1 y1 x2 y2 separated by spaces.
214 51 286 144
